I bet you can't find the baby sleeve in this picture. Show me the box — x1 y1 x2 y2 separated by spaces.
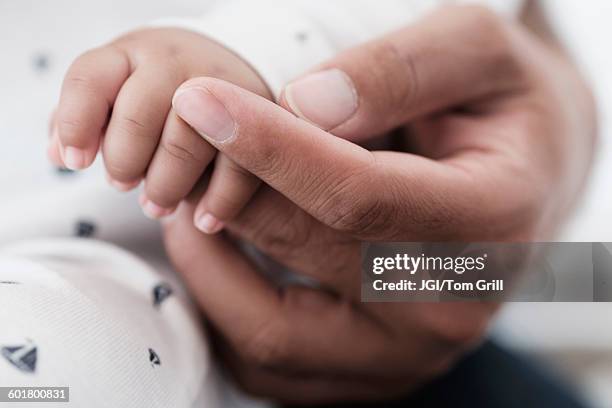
153 0 525 98
0 239 226 408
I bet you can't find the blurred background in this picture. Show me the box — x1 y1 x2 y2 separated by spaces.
494 3 612 407
0 0 610 406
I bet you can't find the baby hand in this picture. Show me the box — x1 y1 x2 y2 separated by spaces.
50 28 271 233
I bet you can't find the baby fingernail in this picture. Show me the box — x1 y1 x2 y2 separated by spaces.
195 213 224 234
114 180 140 192
284 68 358 130
173 87 235 143
106 174 140 192
63 146 86 170
140 194 174 219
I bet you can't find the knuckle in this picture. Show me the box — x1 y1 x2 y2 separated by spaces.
64 74 98 95
317 163 392 237
118 115 147 133
160 139 200 165
325 192 390 237
110 115 153 145
247 141 286 181
114 29 182 56
239 115 299 182
239 320 290 368
141 50 185 82
66 52 98 85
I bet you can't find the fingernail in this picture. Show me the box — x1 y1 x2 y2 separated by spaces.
63 146 86 170
140 194 174 219
173 87 235 143
112 179 140 192
284 68 358 130
195 213 224 234
106 173 140 192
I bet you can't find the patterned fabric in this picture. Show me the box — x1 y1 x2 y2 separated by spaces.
0 240 225 407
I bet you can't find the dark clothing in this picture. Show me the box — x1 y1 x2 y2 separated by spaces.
323 341 590 408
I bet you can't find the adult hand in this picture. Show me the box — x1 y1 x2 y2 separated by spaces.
164 5 596 405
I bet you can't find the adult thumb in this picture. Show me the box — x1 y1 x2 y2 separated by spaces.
280 5 523 141
172 77 385 233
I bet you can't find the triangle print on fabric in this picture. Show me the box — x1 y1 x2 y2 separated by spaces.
1 341 37 373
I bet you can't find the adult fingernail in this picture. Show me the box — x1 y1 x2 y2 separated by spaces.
284 68 358 130
139 193 174 219
173 87 235 143
63 146 86 170
195 212 224 234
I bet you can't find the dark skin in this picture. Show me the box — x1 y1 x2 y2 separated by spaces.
163 4 596 405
